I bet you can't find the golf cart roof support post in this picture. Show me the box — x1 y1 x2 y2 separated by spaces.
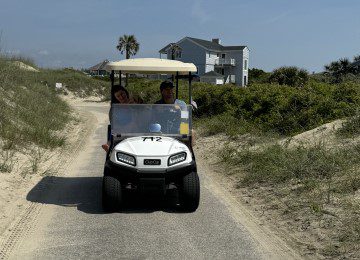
110 70 115 103
119 70 122 86
176 72 179 99
188 72 192 104
110 70 114 87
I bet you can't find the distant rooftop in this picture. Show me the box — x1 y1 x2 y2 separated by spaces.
159 37 247 53
88 59 109 71
158 43 176 54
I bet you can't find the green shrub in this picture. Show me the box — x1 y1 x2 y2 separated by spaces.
192 82 360 136
248 68 270 84
269 66 309 87
195 112 254 137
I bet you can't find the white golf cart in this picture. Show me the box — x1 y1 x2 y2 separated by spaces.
102 58 200 212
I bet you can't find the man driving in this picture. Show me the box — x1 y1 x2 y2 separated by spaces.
155 80 175 104
153 80 182 133
155 80 195 146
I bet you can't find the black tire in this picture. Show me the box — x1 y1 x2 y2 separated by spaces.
102 175 122 212
180 171 200 212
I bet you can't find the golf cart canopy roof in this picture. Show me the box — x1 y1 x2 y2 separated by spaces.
105 58 197 75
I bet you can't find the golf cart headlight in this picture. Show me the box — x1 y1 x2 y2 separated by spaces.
168 152 187 166
117 152 136 166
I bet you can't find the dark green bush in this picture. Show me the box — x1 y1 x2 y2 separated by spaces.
191 82 360 135
269 66 309 87
248 68 270 84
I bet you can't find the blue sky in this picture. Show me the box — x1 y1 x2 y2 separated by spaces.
0 0 359 72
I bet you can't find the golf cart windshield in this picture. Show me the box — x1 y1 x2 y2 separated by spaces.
111 104 192 137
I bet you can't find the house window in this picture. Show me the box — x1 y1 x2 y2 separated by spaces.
244 60 248 70
177 51 182 58
208 52 211 58
221 53 226 59
221 68 225 75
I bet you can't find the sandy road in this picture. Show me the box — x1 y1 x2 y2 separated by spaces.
3 100 302 260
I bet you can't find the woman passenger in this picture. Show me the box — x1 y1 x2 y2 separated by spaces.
102 85 133 152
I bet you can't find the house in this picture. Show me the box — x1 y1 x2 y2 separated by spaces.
159 37 249 86
88 59 109 76
200 71 224 85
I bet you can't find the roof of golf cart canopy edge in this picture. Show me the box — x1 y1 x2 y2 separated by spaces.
105 58 197 75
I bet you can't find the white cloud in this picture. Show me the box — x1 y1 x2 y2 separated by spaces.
191 0 211 24
38 50 49 56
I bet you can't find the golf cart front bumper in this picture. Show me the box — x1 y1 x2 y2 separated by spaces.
104 160 196 190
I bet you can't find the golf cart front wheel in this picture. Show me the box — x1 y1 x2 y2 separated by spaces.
102 175 122 212
180 171 200 212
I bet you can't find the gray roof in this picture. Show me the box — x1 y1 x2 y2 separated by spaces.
88 59 109 71
159 43 175 54
222 46 247 51
201 71 224 77
186 37 224 51
159 37 247 53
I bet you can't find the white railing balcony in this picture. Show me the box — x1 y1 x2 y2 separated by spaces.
215 58 236 66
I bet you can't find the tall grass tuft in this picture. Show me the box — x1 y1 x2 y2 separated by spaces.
0 56 71 150
220 142 358 187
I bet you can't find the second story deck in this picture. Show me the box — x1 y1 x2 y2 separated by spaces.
214 58 236 66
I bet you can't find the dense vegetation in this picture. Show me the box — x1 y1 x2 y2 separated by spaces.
194 82 359 135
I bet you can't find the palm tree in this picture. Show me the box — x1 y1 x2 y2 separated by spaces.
116 34 140 87
324 58 355 83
